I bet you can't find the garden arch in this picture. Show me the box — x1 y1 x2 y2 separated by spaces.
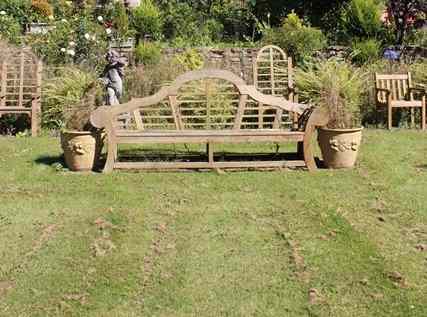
0 44 42 136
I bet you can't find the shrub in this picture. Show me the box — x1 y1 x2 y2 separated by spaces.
262 12 327 65
31 0 53 20
0 14 22 44
407 28 427 47
27 15 108 71
296 59 365 129
132 0 163 41
0 0 30 26
172 49 204 71
351 38 381 65
134 41 161 65
111 1 131 41
339 0 385 41
125 59 186 99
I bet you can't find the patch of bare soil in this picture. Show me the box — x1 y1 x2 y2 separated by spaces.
26 224 59 257
0 280 15 298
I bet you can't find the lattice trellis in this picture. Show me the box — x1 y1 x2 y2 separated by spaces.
253 45 296 129
0 46 42 136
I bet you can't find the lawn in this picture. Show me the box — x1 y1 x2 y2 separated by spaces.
0 129 427 317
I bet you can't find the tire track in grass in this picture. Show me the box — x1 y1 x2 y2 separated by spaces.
141 186 309 317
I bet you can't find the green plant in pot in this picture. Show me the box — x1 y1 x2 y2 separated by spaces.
296 59 365 168
43 67 104 171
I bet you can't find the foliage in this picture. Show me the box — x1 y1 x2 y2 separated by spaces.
351 38 381 65
42 66 102 130
159 0 251 47
30 0 53 21
262 12 327 65
253 0 351 31
111 1 131 41
387 0 426 45
172 49 205 71
296 59 365 128
134 41 162 65
26 15 108 70
409 59 427 88
339 0 385 41
406 28 427 47
0 14 22 44
0 0 31 26
124 60 186 98
132 0 163 41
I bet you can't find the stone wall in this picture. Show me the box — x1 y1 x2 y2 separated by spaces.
161 48 260 84
159 46 426 80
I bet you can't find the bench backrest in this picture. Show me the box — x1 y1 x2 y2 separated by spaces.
375 72 412 102
92 69 310 132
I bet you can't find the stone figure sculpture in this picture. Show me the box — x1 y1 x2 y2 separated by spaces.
101 50 126 106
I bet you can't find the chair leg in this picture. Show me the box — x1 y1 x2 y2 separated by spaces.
388 106 392 130
422 104 426 131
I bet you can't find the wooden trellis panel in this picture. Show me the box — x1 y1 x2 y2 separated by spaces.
253 45 296 129
0 47 42 136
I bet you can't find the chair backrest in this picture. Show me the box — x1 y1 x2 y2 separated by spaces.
253 45 293 97
91 69 309 132
0 47 42 109
375 72 412 102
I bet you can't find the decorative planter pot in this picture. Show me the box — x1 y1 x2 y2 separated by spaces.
60 131 104 171
318 127 363 169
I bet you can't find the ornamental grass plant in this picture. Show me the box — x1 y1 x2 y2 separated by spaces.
296 58 365 129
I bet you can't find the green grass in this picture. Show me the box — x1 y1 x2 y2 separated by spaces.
1 129 427 316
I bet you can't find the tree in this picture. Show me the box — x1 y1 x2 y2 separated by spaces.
387 0 425 45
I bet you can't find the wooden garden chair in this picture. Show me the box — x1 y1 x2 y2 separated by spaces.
0 47 42 136
375 72 426 130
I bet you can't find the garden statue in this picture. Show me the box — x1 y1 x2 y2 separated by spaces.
101 49 126 106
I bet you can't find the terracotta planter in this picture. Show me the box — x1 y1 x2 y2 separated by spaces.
318 127 363 169
60 131 104 171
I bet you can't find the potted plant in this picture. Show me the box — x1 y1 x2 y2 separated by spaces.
43 67 104 171
296 58 365 168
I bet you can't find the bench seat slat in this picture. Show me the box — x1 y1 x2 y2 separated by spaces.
116 129 304 144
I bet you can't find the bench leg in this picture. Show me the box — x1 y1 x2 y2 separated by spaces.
388 106 392 130
103 141 117 173
297 141 304 160
207 142 214 166
303 127 317 172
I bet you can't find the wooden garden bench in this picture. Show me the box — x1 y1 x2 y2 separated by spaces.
0 48 42 136
375 72 426 130
90 69 328 173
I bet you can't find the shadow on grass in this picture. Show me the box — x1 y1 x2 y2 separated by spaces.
415 164 427 170
35 155 65 166
34 149 325 172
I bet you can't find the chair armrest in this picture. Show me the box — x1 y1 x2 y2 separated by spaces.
376 88 390 94
408 87 426 95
